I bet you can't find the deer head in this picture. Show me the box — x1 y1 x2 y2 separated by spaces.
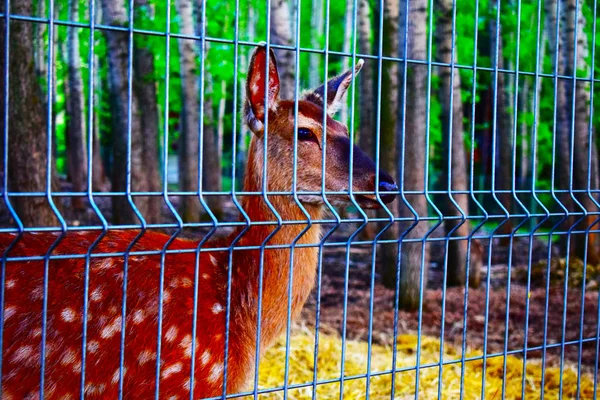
243 45 397 209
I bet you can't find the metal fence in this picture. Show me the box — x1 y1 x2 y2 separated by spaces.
1 0 600 398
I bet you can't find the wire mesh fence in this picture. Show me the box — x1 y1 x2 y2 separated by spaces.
1 0 600 398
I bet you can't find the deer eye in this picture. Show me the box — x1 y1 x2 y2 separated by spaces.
297 128 316 142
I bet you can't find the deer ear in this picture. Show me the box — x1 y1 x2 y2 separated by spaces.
303 59 364 116
245 44 280 131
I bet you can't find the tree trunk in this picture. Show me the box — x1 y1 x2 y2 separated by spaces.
2 0 57 226
568 1 600 263
358 0 377 241
133 0 162 224
395 0 430 310
518 78 530 190
197 0 222 218
339 0 354 123
435 0 477 288
269 0 295 100
490 0 514 239
101 0 146 225
554 0 576 255
308 0 322 88
35 0 47 80
379 0 400 290
91 7 108 192
176 0 201 222
66 0 88 210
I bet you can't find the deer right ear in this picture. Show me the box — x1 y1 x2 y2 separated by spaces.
245 44 280 133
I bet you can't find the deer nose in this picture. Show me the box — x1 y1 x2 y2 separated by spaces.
377 171 398 204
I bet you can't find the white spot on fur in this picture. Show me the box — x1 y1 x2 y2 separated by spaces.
165 326 178 343
85 383 106 395
179 335 192 358
161 362 183 379
181 277 192 288
209 363 224 383
87 340 99 354
201 273 210 280
61 307 76 322
31 328 41 338
163 290 172 303
30 286 43 300
212 303 224 314
132 309 145 324
60 349 77 366
11 345 35 365
209 255 217 266
4 306 16 320
100 316 122 339
138 349 156 365
168 396 178 400
200 350 211 366
96 258 113 270
5 279 15 289
90 288 103 302
111 367 126 384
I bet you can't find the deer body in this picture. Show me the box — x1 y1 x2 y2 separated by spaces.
1 46 396 398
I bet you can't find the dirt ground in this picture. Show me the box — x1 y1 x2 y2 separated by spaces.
2 192 599 371
300 236 600 371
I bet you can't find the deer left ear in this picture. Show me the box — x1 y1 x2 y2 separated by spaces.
245 44 280 134
303 59 364 116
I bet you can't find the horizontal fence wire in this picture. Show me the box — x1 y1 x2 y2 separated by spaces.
1 0 600 399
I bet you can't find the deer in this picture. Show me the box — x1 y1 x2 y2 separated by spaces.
0 45 397 399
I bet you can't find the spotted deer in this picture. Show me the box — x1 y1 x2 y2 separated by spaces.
0 45 397 398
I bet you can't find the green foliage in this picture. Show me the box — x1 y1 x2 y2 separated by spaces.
42 0 598 232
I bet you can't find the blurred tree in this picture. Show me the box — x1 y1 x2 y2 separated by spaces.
435 0 477 288
133 0 162 224
379 0 400 291
101 0 148 225
567 0 600 263
66 0 87 210
176 0 202 222
396 0 430 310
358 0 377 240
308 0 322 88
1 0 57 226
195 0 222 218
270 0 295 99
490 0 514 240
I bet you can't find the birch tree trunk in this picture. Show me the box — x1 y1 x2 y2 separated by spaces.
101 0 146 225
339 0 354 123
379 0 400 290
176 0 202 222
490 0 514 239
66 0 88 210
133 0 162 224
35 0 47 80
358 0 377 240
435 0 477 288
195 0 222 218
396 0 431 310
1 0 56 226
308 0 323 88
92 41 108 191
555 0 576 255
270 0 295 99
568 1 600 263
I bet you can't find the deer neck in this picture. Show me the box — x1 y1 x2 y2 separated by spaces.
232 136 324 352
